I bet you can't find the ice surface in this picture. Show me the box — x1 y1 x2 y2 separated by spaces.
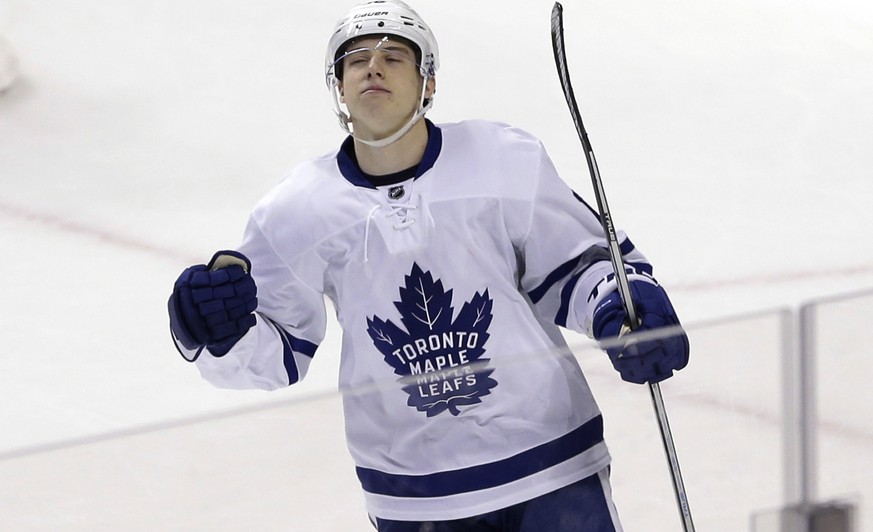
1 0 872 529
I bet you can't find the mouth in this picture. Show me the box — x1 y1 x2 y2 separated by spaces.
361 85 390 95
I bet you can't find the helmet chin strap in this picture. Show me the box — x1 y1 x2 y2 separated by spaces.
354 99 432 148
332 78 433 148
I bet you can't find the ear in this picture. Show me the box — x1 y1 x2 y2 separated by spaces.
338 81 346 102
425 77 436 99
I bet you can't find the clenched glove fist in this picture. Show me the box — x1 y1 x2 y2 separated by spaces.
592 280 689 384
169 250 258 357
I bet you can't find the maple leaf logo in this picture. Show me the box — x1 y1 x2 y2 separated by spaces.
366 263 497 417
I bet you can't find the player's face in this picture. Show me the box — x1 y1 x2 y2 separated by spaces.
337 37 435 141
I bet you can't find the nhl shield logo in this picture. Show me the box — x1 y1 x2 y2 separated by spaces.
366 263 498 417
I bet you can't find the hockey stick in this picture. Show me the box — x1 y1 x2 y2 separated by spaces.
550 3 696 530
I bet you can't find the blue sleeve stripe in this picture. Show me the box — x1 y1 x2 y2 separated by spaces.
281 332 299 385
528 245 613 305
527 255 581 304
266 318 318 385
356 415 603 498
627 261 653 276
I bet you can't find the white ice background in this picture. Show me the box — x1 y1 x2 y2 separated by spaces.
1 0 872 530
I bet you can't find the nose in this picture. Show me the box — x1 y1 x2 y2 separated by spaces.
366 56 385 78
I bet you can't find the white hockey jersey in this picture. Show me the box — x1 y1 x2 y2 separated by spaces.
173 119 653 521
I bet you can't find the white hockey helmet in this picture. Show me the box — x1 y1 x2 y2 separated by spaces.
325 0 440 147
325 0 439 86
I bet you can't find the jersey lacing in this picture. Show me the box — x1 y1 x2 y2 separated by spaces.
385 201 418 229
362 192 434 262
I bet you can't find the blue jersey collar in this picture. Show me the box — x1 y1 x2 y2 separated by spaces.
336 119 443 189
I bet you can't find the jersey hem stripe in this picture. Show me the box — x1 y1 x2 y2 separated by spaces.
356 414 603 498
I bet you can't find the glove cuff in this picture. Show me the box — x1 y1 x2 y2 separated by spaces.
207 250 251 273
584 265 659 336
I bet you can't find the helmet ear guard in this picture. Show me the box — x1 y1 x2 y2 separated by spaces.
324 1 439 147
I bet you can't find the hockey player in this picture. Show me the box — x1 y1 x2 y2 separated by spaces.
168 1 689 530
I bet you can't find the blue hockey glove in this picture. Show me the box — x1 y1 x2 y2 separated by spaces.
169 250 257 357
592 280 689 384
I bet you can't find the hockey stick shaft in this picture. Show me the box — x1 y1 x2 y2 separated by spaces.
550 3 695 530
